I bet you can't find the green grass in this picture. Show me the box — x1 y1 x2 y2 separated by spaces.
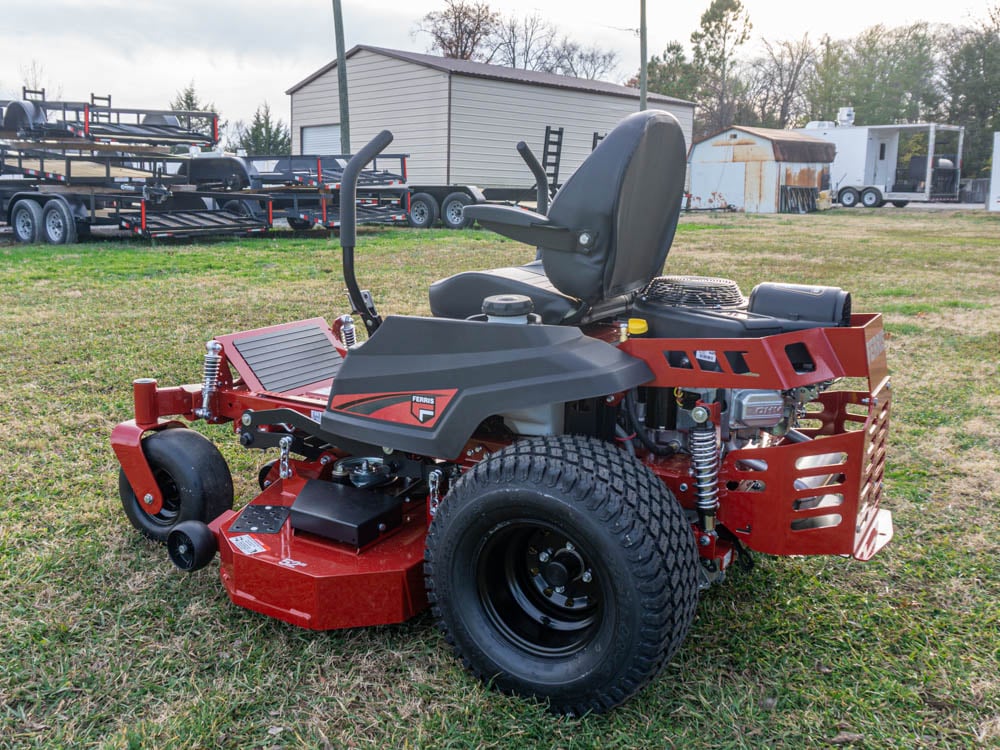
1 209 999 748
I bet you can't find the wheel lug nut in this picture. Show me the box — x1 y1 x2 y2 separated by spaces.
538 550 550 563
581 569 593 583
564 542 574 552
555 585 565 594
543 587 554 597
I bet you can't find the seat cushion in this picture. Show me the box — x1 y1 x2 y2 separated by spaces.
428 260 584 324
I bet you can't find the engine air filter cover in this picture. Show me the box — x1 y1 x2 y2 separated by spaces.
641 276 747 309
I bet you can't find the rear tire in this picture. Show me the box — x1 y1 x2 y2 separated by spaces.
891 200 909 208
119 429 234 542
42 200 78 245
407 192 438 228
860 188 883 208
838 188 860 208
440 191 474 229
11 200 43 244
425 435 699 715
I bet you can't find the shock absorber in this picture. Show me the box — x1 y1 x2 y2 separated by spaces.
338 314 357 348
194 340 223 420
689 410 720 532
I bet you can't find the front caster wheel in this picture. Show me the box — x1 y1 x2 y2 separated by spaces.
118 429 234 542
167 520 217 571
425 435 699 715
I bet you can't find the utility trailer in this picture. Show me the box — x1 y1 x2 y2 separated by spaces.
1 91 271 243
405 125 566 230
797 107 964 208
166 150 411 232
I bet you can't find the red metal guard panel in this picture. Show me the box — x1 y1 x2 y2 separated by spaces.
211 479 429 630
719 379 892 559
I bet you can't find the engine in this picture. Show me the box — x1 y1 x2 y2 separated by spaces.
626 274 849 455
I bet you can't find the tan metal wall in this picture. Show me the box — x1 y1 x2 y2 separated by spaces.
290 49 450 183
448 75 694 188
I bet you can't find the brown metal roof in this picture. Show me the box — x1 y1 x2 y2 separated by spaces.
286 45 694 108
695 126 835 163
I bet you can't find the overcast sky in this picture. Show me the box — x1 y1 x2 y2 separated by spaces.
1 0 993 128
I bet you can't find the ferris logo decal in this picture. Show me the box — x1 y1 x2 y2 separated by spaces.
411 395 437 424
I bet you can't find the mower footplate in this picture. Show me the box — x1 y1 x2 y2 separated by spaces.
210 479 428 630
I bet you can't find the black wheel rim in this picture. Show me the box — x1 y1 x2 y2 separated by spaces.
476 520 603 658
146 467 182 526
168 531 196 569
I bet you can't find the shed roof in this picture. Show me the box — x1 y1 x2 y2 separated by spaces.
286 45 694 108
695 126 835 163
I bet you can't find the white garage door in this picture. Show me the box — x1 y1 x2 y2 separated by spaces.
301 124 341 155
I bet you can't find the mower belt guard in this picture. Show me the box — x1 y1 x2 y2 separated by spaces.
210 478 428 630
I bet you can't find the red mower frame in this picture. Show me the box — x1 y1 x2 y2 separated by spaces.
112 113 893 715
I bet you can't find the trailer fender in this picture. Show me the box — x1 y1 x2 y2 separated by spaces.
2 100 47 132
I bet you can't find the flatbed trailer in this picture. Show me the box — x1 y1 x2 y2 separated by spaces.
243 153 409 230
166 150 411 231
1 93 270 243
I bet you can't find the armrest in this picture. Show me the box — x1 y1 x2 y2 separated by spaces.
464 204 583 252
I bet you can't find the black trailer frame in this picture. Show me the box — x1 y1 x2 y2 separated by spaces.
1 91 272 243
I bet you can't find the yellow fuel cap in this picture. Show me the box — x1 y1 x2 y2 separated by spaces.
627 318 649 336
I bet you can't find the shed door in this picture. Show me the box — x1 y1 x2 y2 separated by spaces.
301 124 341 155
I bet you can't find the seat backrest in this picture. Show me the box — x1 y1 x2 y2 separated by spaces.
541 110 686 305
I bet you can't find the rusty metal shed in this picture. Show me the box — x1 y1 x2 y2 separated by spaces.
688 126 835 213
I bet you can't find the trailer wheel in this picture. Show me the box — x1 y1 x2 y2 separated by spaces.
838 188 860 208
407 192 439 228
861 188 883 208
119 429 234 543
441 192 474 229
222 199 254 218
891 200 909 208
425 435 699 715
41 200 78 245
11 200 43 244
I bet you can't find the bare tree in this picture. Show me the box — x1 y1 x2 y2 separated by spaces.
737 36 816 127
419 0 499 60
19 60 62 99
553 40 619 80
490 12 557 69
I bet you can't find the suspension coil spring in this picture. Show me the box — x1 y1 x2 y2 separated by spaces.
195 340 223 419
690 423 720 531
339 314 357 348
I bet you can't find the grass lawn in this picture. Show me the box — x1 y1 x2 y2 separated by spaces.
1 209 998 748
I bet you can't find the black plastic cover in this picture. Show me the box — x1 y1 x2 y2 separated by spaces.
323 315 652 458
290 479 402 548
748 283 851 326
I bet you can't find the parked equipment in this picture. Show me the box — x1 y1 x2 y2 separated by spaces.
112 111 893 715
0 90 411 243
405 125 564 229
1 91 272 241
798 107 964 208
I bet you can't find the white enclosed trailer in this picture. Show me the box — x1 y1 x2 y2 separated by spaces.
797 108 964 208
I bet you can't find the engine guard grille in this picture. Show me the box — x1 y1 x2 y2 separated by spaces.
719 379 892 559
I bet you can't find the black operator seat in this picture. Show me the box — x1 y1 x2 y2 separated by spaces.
428 109 687 325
